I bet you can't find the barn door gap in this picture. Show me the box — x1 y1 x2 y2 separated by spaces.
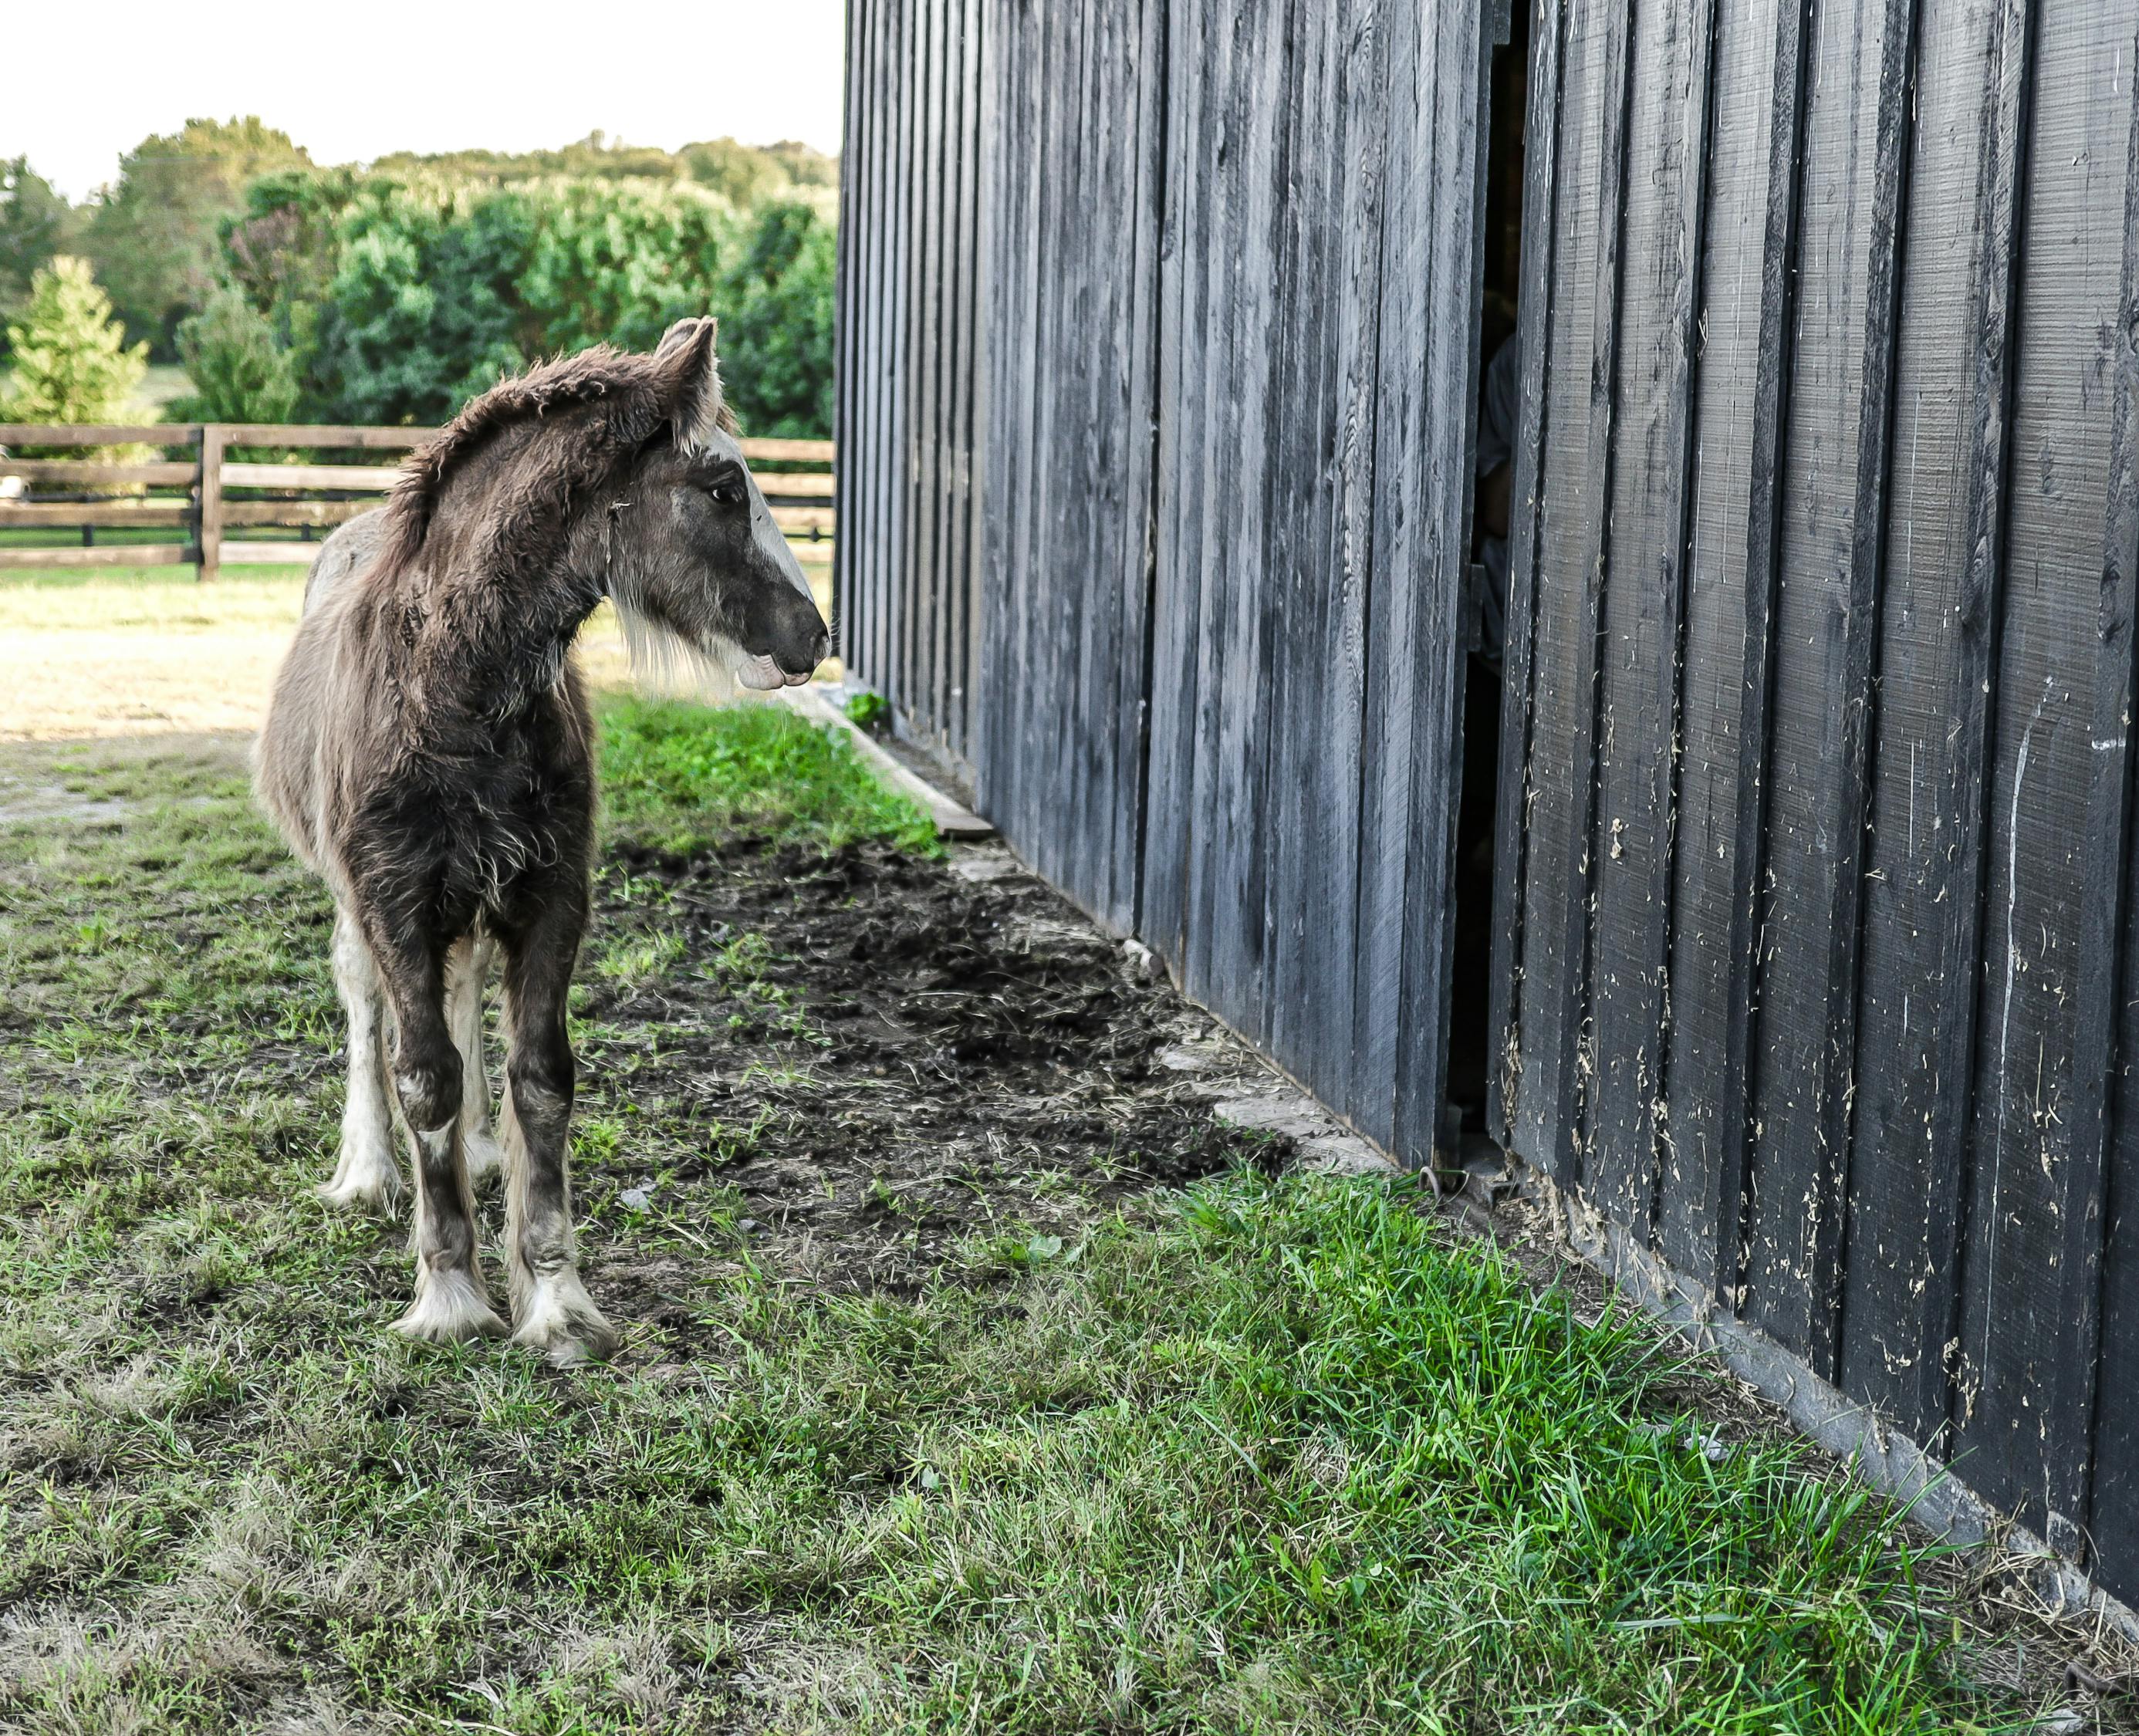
1445 0 1532 1160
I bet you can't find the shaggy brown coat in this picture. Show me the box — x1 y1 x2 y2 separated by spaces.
257 318 827 1361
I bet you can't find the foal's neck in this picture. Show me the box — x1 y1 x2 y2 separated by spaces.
403 518 608 720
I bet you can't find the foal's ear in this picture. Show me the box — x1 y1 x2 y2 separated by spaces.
654 316 726 453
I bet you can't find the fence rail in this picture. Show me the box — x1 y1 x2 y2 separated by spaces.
0 424 836 581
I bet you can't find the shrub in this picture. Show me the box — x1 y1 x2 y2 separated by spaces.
0 255 149 424
173 289 299 423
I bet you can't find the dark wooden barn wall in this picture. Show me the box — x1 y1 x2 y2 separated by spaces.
834 0 986 768
1137 0 1490 1155
1495 0 2139 1600
973 0 1167 932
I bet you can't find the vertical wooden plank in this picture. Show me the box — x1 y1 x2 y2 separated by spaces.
1582 0 1720 1231
950 0 985 765
1508 0 1609 1170
1353 0 1431 1143
1117 0 1167 927
1740 0 1917 1372
1391 0 1492 1162
198 427 225 584
2079 2 2139 1599
1487 0 1569 1148
865 0 901 694
1262 0 1336 1076
1546 0 1638 1187
1888 0 2028 1491
1711 0 1814 1308
832 0 863 654
1303 0 1383 1113
1839 0 2012 1444
918 0 948 745
1656 0 1776 1278
1140 0 1209 967
1952 0 2124 1540
894 0 930 725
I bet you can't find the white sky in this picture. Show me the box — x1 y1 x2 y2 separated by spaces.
4 2 848 201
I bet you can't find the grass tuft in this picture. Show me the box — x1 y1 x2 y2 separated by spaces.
595 694 938 857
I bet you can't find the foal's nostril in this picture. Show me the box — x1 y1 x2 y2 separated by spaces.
811 629 832 666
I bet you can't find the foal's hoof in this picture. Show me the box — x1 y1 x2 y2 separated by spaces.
318 1170 400 1216
391 1271 509 1346
512 1277 622 1367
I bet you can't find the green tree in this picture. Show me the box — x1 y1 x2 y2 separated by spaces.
715 201 836 437
217 168 362 417
314 181 533 424
82 117 310 359
0 256 149 424
0 158 74 349
172 288 299 422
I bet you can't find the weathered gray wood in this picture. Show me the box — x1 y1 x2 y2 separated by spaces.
1739 0 1917 1373
1655 0 1776 1281
1489 0 1570 1148
1581 0 1719 1231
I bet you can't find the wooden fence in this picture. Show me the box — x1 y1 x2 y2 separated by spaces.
0 424 836 581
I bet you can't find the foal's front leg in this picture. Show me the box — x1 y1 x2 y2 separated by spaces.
369 922 507 1344
499 895 619 1366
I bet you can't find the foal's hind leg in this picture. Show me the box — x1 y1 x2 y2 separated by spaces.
447 932 504 1183
498 890 618 1366
319 908 401 1213
366 920 506 1344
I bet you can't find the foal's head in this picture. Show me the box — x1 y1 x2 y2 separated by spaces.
384 315 830 692
603 318 830 690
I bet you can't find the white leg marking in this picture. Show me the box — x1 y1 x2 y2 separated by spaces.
320 909 401 1214
448 933 502 1182
509 1268 621 1367
393 1125 506 1344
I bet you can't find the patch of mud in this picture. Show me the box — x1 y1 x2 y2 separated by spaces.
573 836 1311 1312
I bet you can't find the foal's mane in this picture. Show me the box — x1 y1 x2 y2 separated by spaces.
369 333 738 593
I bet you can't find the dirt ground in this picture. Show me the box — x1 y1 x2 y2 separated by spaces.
571 828 1298 1322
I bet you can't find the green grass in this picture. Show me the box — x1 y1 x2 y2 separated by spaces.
0 714 2087 1733
596 693 938 856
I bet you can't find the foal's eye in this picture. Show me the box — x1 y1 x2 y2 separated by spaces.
708 478 745 507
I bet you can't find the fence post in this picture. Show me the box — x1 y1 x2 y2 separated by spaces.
198 426 225 583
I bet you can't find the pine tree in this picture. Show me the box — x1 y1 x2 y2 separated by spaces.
0 255 149 424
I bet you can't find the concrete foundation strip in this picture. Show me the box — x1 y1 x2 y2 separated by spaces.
778 684 994 839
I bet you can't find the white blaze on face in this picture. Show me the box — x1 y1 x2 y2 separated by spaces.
698 427 818 691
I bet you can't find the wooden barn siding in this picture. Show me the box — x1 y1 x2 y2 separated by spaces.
1138 0 1489 1153
975 0 1167 933
834 0 985 767
1499 0 2139 1598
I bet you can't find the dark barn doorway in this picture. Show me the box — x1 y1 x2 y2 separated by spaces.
1445 2 1529 1152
